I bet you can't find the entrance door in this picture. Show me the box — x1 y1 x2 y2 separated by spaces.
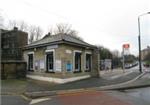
46 52 54 72
28 54 33 71
75 52 81 72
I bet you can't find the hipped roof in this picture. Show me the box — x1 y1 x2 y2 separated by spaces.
26 34 96 49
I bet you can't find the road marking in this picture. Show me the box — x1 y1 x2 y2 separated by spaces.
110 71 133 79
20 95 30 101
142 73 150 79
99 72 146 90
29 97 51 105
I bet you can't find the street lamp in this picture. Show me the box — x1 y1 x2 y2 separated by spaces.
138 12 150 73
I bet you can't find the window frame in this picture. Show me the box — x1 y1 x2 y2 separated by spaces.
73 50 82 73
27 52 34 71
85 52 92 72
45 49 55 73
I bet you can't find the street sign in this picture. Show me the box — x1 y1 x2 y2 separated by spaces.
122 43 130 72
123 44 130 49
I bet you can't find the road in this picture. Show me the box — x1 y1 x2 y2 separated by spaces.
31 87 150 105
107 87 150 105
1 95 30 105
126 62 150 72
2 86 150 105
124 87 150 103
2 67 150 105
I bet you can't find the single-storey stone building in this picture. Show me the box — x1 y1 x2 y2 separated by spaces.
24 33 100 83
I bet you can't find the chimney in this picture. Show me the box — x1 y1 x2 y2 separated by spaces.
48 32 51 36
13 27 18 31
42 32 51 39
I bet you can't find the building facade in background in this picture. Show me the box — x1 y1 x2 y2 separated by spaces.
24 33 99 83
1 27 28 79
141 46 150 60
1 27 28 61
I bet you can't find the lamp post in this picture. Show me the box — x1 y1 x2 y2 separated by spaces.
138 12 150 73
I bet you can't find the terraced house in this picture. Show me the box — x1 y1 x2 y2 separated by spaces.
24 33 100 83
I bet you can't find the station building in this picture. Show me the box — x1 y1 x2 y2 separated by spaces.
24 33 100 83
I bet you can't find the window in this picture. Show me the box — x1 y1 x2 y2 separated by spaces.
28 54 33 71
46 52 54 72
85 54 91 71
74 52 81 72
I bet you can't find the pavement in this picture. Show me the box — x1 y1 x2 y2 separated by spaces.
1 67 150 99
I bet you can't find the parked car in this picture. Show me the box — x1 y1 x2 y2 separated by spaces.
125 64 131 69
125 62 138 69
143 63 150 68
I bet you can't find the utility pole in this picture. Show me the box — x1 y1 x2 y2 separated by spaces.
138 17 142 73
138 12 150 73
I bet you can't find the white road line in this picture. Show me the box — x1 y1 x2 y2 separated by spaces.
20 95 30 101
99 72 145 90
142 73 150 79
30 97 51 105
110 71 133 79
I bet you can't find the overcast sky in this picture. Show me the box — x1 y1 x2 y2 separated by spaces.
0 0 150 55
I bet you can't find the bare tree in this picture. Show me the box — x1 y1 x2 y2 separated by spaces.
18 21 28 31
0 14 4 29
54 23 71 34
6 20 28 32
28 25 36 43
35 26 43 41
54 23 82 40
54 23 78 36
7 20 18 29
47 26 54 35
28 25 43 43
2 18 43 43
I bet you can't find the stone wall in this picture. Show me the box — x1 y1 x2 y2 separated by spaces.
1 61 26 79
1 28 28 61
91 48 100 77
23 44 99 78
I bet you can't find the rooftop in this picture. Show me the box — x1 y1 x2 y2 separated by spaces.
27 33 95 48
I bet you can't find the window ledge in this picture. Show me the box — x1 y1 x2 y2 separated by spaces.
28 70 34 72
46 71 55 73
73 71 82 73
84 70 91 72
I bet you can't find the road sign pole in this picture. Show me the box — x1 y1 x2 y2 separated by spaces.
122 47 125 73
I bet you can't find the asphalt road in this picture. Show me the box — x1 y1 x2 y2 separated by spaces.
1 95 30 105
108 87 150 105
125 87 150 103
2 66 150 105
2 87 150 105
